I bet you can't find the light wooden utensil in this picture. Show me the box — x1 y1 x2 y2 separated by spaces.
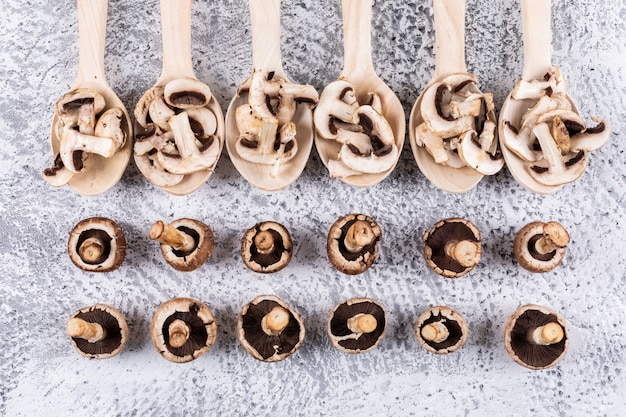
498 0 565 194
315 0 405 188
49 0 132 196
224 0 314 191
136 0 224 196
408 0 484 193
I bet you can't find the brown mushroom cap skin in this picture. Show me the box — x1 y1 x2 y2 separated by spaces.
68 304 128 359
423 217 481 278
414 306 468 354
514 221 568 273
67 217 126 272
150 297 218 364
241 221 293 273
327 213 382 275
327 297 386 354
237 295 305 362
504 304 569 370
157 219 214 272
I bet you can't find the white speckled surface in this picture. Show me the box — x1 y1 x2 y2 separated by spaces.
1 0 625 415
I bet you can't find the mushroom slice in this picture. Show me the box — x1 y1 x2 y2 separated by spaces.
68 217 126 272
420 73 478 132
150 218 214 272
134 125 185 187
234 121 298 167
276 82 320 125
327 213 382 275
511 67 566 100
151 298 218 363
529 123 588 186
365 92 383 114
67 304 129 359
327 159 363 179
95 107 126 149
237 295 305 362
457 121 504 175
241 221 293 273
56 88 106 134
414 306 467 354
236 104 263 135
148 95 176 131
157 112 220 175
423 217 481 278
164 77 213 109
60 128 117 173
336 129 372 154
134 86 164 129
570 117 611 152
185 106 218 139
248 68 281 119
327 297 387 354
43 153 75 187
314 79 360 140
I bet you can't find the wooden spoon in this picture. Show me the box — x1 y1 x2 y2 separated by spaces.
498 0 565 194
408 0 485 193
49 0 132 196
135 0 224 196
314 0 405 188
224 0 314 191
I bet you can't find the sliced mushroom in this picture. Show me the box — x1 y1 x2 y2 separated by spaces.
514 221 569 273
511 67 566 100
151 297 218 363
414 306 467 354
68 217 126 272
237 295 305 362
314 79 360 140
457 121 504 175
327 297 386 354
504 304 569 370
59 127 117 173
423 218 481 278
327 213 382 275
43 153 75 187
570 117 611 152
241 221 293 273
67 304 128 359
148 95 176 131
163 77 213 109
134 86 164 129
420 73 478 133
56 88 106 134
95 107 126 149
149 218 214 272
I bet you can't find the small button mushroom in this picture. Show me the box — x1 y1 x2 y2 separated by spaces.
67 304 128 359
327 213 382 275
67 217 126 272
237 295 305 362
423 218 481 278
514 221 570 273
504 304 569 370
241 221 293 273
414 306 468 354
149 218 214 272
151 297 218 363
327 297 386 354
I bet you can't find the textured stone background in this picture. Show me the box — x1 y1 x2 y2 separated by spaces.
1 0 625 415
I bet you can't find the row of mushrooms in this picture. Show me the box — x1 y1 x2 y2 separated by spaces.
67 300 569 370
67 216 571 275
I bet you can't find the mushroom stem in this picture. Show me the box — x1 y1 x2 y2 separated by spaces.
344 220 376 253
526 322 565 345
254 230 275 255
67 317 106 343
534 222 570 255
78 236 105 264
168 319 191 348
347 313 377 334
261 306 290 336
150 220 196 253
421 322 450 343
444 240 481 268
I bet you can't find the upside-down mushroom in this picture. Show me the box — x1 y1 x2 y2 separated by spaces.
241 221 293 273
327 297 386 354
67 217 126 272
423 218 481 278
327 213 382 275
149 218 214 272
414 306 467 354
514 221 570 272
67 303 128 359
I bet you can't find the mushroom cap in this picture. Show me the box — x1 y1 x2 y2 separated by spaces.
237 295 305 362
241 221 293 273
158 218 214 272
327 213 382 275
327 297 386 354
423 217 481 278
150 297 218 363
67 217 126 272
414 306 467 354
504 304 569 370
514 222 567 273
68 304 128 359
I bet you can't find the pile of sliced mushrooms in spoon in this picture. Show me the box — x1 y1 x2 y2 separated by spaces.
225 0 319 191
498 0 610 194
43 0 132 195
133 0 224 195
314 0 405 187
409 0 503 193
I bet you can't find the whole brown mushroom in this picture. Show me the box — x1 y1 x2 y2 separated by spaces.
514 221 569 272
327 213 382 275
423 217 481 278
68 217 126 272
327 297 386 354
241 221 293 273
67 303 128 359
149 218 214 271
414 306 468 354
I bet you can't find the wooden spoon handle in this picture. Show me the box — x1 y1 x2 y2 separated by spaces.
160 0 195 80
250 0 283 73
76 0 108 84
521 0 552 81
433 0 467 79
341 0 374 75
